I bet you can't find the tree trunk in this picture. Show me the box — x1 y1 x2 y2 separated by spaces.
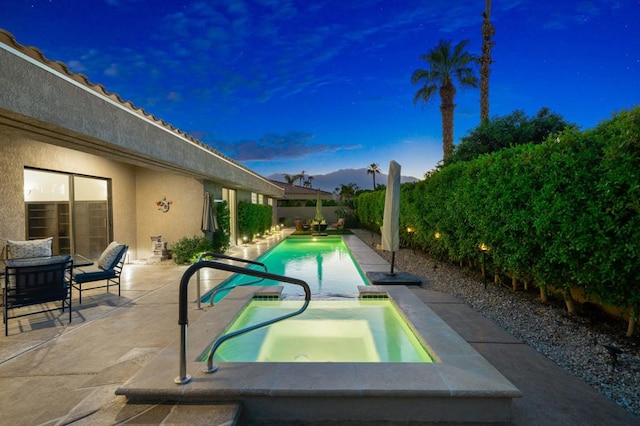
439 83 456 159
540 286 548 303
524 280 530 291
512 275 517 292
627 306 638 337
563 289 576 315
628 317 637 337
480 0 495 123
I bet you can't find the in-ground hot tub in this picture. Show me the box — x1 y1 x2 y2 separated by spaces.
118 285 521 424
209 298 434 363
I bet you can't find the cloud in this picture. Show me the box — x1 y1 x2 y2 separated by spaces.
166 91 182 101
540 0 614 30
104 63 119 77
209 132 359 161
66 60 86 72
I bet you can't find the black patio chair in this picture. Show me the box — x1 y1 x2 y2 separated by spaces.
72 242 128 304
4 255 73 336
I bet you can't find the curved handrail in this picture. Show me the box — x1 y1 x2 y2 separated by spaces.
175 260 311 385
197 251 268 269
195 252 268 309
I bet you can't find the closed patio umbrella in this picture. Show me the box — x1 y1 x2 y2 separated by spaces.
201 192 218 233
381 160 401 274
313 190 326 235
366 160 421 285
315 190 324 222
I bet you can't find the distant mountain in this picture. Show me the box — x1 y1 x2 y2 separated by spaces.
268 168 420 192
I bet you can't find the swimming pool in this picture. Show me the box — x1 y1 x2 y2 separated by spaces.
204 237 368 302
207 298 434 363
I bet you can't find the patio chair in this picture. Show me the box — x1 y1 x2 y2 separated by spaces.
295 220 310 232
332 218 345 231
72 241 128 304
4 255 72 336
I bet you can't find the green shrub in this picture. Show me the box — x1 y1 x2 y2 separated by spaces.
171 236 214 264
238 201 272 240
354 106 640 331
211 200 231 253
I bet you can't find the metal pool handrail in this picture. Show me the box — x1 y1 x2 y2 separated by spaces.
195 252 267 309
175 260 311 385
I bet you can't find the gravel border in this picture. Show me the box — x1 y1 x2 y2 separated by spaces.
352 229 640 416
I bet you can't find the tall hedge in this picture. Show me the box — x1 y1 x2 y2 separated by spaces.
355 107 640 334
238 201 272 240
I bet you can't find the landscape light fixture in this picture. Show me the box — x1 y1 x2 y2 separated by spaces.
406 227 416 253
479 243 490 289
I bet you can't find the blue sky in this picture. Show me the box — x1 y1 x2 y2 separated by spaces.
1 1 638 180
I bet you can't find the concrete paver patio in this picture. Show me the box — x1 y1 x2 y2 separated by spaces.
0 230 638 425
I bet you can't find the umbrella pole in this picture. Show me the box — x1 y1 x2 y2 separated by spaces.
390 251 395 274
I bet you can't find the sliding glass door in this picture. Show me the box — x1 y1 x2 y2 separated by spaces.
24 169 111 257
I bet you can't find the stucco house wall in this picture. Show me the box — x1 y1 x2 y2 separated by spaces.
0 29 284 260
135 168 203 259
0 134 139 255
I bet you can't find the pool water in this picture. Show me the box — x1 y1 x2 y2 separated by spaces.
206 238 368 301
209 299 434 363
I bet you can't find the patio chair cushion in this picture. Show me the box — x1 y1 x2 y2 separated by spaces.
7 237 53 259
97 241 126 270
72 265 117 283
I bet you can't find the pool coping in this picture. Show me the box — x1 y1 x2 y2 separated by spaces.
117 282 521 423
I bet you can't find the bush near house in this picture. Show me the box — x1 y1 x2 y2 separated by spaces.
211 200 231 254
172 201 231 264
355 107 640 335
171 236 215 264
238 201 272 240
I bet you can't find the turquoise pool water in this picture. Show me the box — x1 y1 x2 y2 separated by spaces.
205 237 368 302
209 299 434 363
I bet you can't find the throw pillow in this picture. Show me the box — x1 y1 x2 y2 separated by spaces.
7 237 53 259
98 241 126 270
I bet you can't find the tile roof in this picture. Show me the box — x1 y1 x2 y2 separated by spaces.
270 180 333 198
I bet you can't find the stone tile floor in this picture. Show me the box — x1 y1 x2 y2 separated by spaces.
0 230 638 425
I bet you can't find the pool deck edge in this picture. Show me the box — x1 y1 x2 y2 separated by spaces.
117 282 521 423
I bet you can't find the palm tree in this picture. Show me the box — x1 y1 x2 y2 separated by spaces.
367 163 381 189
412 39 479 159
283 173 296 184
303 176 314 188
480 0 496 123
297 171 306 186
338 183 360 203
